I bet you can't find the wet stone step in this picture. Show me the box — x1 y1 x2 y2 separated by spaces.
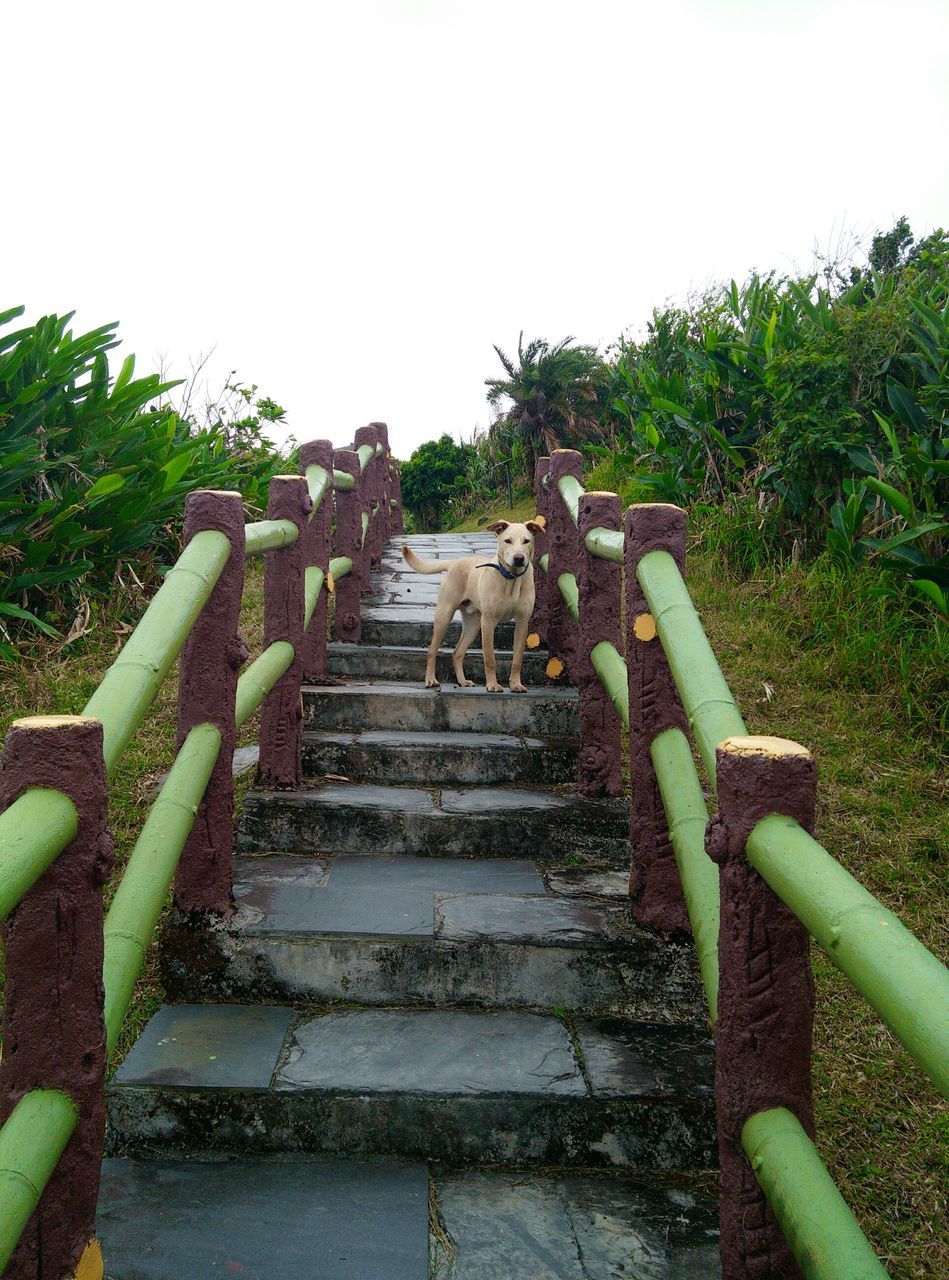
302 682 578 735
433 1169 720 1279
236 783 629 862
161 855 704 1019
326 642 551 685
302 729 578 786
97 1156 429 1279
107 1004 715 1169
360 611 519 649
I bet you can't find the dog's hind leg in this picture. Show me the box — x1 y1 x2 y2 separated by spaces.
425 605 455 688
452 610 480 687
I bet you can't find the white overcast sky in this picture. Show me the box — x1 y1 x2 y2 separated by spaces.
5 0 947 459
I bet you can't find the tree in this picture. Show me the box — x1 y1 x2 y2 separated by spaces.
400 434 476 531
485 333 609 473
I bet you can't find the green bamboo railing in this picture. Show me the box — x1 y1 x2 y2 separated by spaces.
742 1109 888 1280
0 1090 79 1272
304 463 329 513
583 525 624 562
356 443 374 473
244 518 299 556
0 789 78 921
330 555 353 581
235 643 295 728
333 469 355 491
589 641 628 727
748 814 949 1095
555 473 584 525
557 572 579 623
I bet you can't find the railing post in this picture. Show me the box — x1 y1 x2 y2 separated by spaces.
0 716 114 1280
370 421 391 552
577 492 623 796
706 736 817 1280
258 475 310 787
299 440 334 683
332 449 363 642
390 460 404 535
624 502 691 932
546 448 583 674
531 457 551 647
174 491 245 914
354 424 382 571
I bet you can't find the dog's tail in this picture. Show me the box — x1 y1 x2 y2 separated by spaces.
402 545 452 574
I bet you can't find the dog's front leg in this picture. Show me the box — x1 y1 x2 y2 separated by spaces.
509 613 530 692
481 614 503 692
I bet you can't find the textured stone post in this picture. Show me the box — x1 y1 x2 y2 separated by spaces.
0 716 114 1280
371 422 391 549
577 492 623 796
706 736 817 1280
624 503 691 932
546 448 583 675
390 461 404 535
174 491 246 915
333 448 363 643
354 424 382 571
531 457 551 646
299 440 334 683
258 476 310 787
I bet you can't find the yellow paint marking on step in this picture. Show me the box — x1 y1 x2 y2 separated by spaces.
632 613 657 642
526 633 541 650
74 1239 103 1280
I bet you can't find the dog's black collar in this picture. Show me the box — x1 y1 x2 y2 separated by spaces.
477 561 529 581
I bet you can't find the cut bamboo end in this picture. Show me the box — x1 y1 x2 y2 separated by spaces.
326 572 335 595
545 656 565 679
632 612 657 642
586 490 619 499
719 735 812 760
629 502 686 513
10 715 99 731
191 489 242 497
73 1238 103 1280
526 633 541 650
273 474 307 481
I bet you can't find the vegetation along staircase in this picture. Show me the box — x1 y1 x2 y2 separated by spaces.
0 430 945 1279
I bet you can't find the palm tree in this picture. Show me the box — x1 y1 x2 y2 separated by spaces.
485 333 609 473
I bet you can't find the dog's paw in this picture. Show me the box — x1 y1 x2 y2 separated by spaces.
509 680 527 693
425 678 441 689
457 678 475 687
486 680 503 693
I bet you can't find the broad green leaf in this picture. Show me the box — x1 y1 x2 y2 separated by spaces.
0 601 60 637
864 477 913 520
159 450 193 492
909 578 948 615
871 411 902 462
85 472 126 500
886 380 927 434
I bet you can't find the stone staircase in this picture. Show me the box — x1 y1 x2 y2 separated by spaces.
100 533 719 1278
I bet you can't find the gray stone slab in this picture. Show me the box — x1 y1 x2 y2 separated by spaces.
440 787 569 814
113 1004 292 1091
298 782 438 812
545 868 632 899
98 1157 429 1279
358 729 524 751
435 894 614 947
577 1018 715 1100
327 854 545 895
433 1169 719 1279
233 856 330 923
275 1009 585 1096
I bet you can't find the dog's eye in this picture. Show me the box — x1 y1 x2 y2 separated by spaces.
504 538 513 544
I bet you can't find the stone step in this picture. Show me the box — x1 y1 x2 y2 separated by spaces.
96 1157 719 1279
107 1004 715 1169
161 855 704 1020
303 681 578 736
360 609 518 649
327 642 551 685
302 729 577 786
236 783 629 862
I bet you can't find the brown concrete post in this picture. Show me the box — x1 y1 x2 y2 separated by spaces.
258 475 310 787
706 735 817 1280
530 457 551 647
333 449 363 642
354 424 382 571
577 492 623 797
0 716 114 1280
174 490 246 915
624 502 691 932
299 440 334 684
546 448 583 675
371 422 391 550
390 461 404 535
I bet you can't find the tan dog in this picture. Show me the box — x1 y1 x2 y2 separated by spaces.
402 520 542 692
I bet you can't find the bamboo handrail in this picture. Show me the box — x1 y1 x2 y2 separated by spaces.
304 463 329 515
244 518 299 556
0 1091 78 1272
235 642 296 729
556 473 584 526
557 571 579 623
0 789 78 922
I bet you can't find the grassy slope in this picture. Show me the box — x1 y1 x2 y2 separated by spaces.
451 497 947 1280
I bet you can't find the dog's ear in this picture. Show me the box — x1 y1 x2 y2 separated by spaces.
525 519 545 535
487 520 510 534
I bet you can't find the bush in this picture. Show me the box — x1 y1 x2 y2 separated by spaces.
0 307 289 656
